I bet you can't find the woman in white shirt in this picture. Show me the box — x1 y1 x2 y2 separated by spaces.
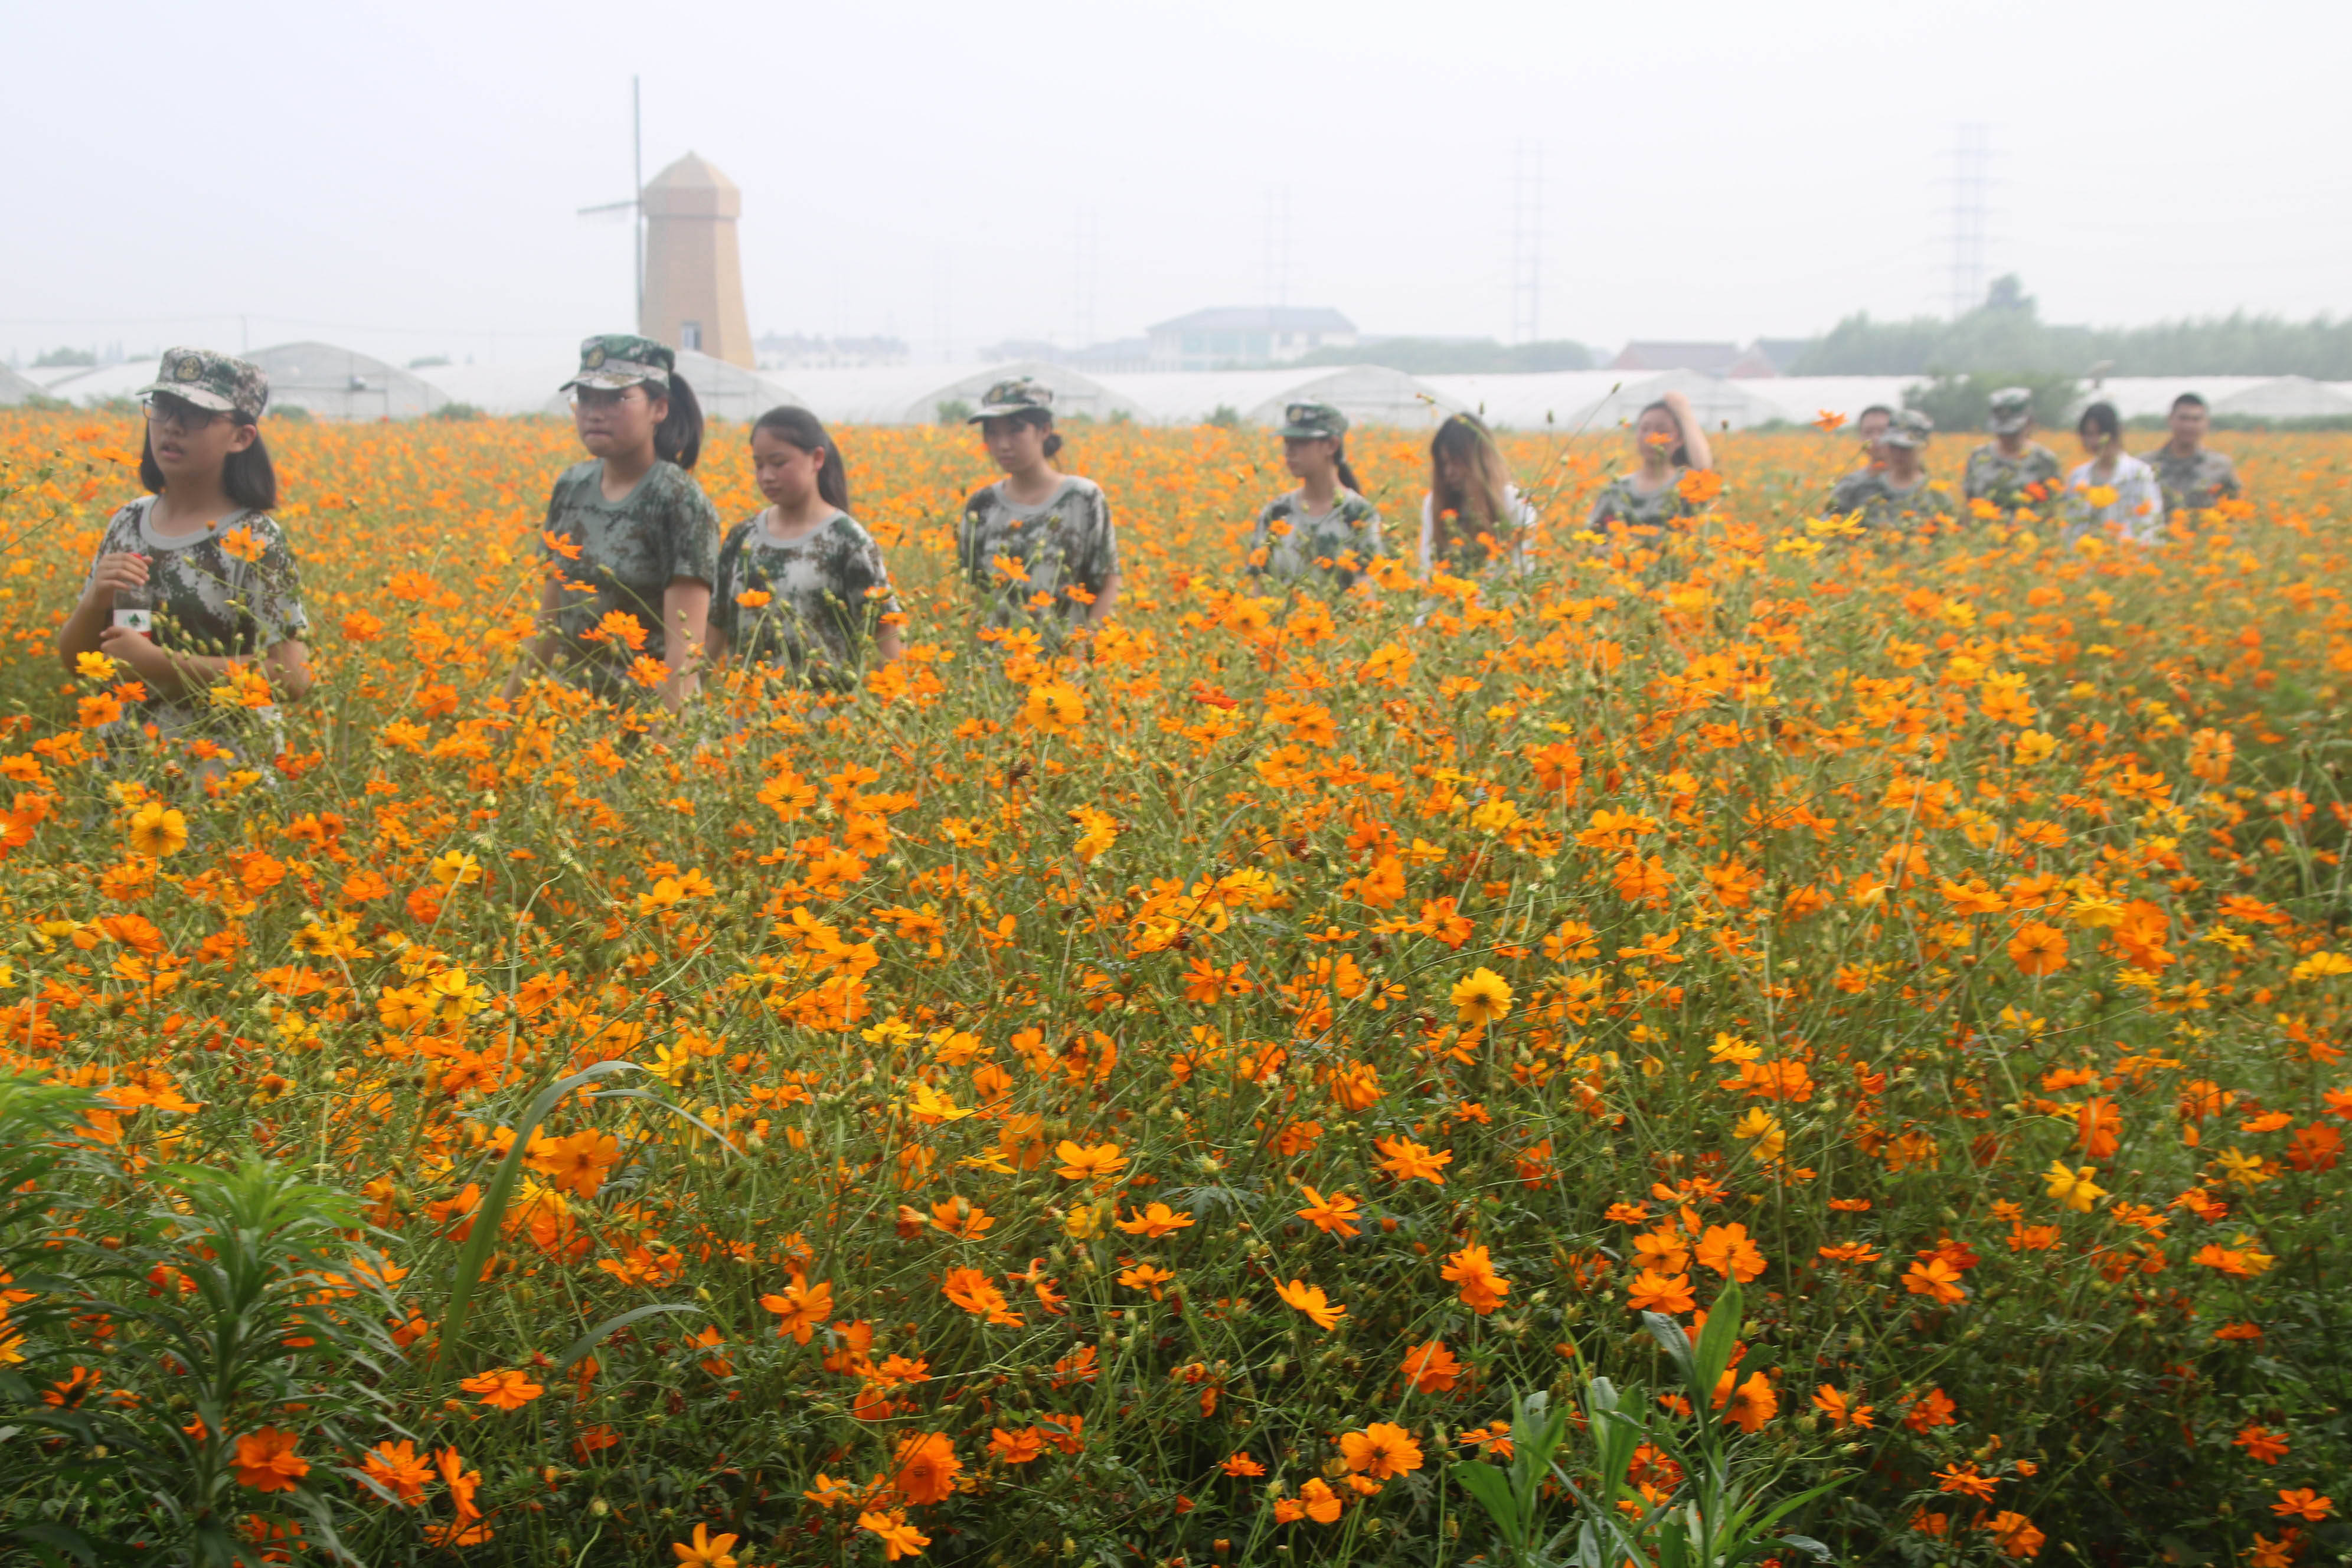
1419 413 1537 576
2064 401 2165 544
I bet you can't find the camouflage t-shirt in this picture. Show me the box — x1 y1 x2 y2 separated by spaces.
1827 471 1951 533
713 510 900 678
1246 489 1383 588
1961 442 2063 515
956 477 1118 635
1587 472 1695 533
2141 446 2242 515
541 459 722 693
82 496 309 732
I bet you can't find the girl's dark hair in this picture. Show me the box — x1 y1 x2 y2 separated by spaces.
1637 400 1690 468
2078 401 2121 440
752 405 851 512
1428 414 1515 560
138 396 279 511
654 374 704 470
1332 438 1364 497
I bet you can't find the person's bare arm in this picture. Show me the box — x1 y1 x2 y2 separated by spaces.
660 577 712 712
1663 390 1714 472
59 553 145 671
876 622 905 663
94 628 311 704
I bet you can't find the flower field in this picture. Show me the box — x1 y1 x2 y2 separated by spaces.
0 409 2347 1567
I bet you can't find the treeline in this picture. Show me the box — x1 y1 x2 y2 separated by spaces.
1794 276 2352 379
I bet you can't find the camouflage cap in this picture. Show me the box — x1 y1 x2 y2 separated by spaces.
1987 386 2034 434
138 347 268 420
1276 401 1348 441
1882 409 1934 449
563 334 674 393
969 378 1054 422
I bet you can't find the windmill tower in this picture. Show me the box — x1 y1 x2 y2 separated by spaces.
640 152 754 368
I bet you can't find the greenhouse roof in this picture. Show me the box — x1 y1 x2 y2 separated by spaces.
0 364 44 405
1097 365 1461 429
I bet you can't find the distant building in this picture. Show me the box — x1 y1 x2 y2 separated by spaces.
641 153 754 369
1147 307 1357 371
1747 338 1818 375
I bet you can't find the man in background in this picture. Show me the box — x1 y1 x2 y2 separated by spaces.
1830 410 1942 532
2144 393 2242 517
1962 387 2062 518
1856 404 1893 469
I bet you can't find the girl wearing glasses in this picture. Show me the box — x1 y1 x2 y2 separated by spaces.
508 334 721 711
1244 401 1384 590
58 347 312 754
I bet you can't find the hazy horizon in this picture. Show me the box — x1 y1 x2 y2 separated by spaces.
5 0 2343 370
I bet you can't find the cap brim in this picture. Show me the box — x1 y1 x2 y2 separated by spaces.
563 370 664 392
968 403 1035 422
1989 415 2030 433
1883 437 1923 450
136 381 237 413
1277 424 1338 440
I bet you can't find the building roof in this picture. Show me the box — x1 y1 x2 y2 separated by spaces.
644 151 737 194
1146 306 1357 335
1609 342 1742 373
28 360 162 405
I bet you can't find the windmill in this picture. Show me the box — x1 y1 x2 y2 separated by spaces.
577 76 645 329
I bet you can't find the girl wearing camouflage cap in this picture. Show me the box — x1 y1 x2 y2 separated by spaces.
509 335 722 711
708 406 903 688
58 347 313 751
957 378 1119 641
1246 403 1384 591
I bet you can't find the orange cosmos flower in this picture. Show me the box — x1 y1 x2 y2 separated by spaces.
988 1427 1044 1465
1626 1270 1696 1314
1810 1385 1874 1429
858 1509 931 1560
760 1273 834 1343
232 1427 309 1494
1339 1422 1425 1479
2007 922 2068 976
1694 1223 1767 1283
2271 1488 2334 1522
1373 1136 1452 1185
1724 1371 1778 1433
359 1439 433 1505
1440 1243 1510 1315
2234 1424 2291 1464
1400 1338 1463 1393
1933 1462 2000 1500
459 1368 544 1410
671 1523 740 1568
1275 1277 1347 1330
1903 1257 1968 1305
1985 1511 2046 1559
1114 1201 1195 1238
1222 1451 1267 1477
1053 1140 1126 1180
1295 1185 1362 1238
890 1432 961 1505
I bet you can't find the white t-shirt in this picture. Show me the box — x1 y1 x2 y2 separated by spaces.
2064 453 2165 543
1418 485 1539 574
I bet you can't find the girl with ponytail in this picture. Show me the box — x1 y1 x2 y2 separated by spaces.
510 334 721 712
1244 401 1384 591
707 406 903 685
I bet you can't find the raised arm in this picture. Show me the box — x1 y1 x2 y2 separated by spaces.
1662 390 1713 472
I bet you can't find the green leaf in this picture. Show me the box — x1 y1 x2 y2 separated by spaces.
1693 1279 1744 1397
556 1301 707 1370
1455 1459 1525 1544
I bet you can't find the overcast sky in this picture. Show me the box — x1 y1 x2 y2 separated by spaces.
5 0 2344 368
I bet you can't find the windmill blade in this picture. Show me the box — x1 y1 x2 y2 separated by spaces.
577 198 636 220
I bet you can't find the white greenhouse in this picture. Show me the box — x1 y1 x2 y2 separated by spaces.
0 364 44 406
1098 365 1460 429
28 360 162 407
245 342 448 420
783 361 1148 427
